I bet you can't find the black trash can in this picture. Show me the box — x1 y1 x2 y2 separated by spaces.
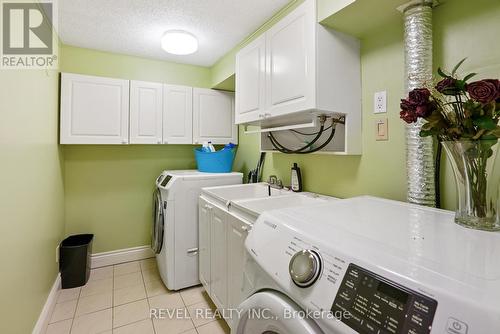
59 234 94 289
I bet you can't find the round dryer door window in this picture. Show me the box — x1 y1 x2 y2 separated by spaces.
151 188 164 254
235 291 324 334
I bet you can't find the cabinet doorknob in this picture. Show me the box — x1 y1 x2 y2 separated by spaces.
121 139 127 144
157 139 162 144
241 225 248 231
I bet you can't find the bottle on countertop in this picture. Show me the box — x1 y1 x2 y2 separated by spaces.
207 141 216 152
290 163 302 192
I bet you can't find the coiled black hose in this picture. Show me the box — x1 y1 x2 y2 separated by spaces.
268 123 336 154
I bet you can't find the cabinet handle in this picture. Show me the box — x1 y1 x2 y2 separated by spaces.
241 225 248 231
258 114 264 118
121 139 127 144
164 140 168 144
187 248 199 256
264 113 271 118
157 139 162 144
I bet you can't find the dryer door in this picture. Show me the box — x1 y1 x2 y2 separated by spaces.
235 291 324 334
151 188 164 254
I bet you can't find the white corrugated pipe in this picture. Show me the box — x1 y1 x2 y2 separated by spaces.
401 1 437 207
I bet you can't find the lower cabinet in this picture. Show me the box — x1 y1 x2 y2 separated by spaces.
227 214 249 309
198 198 250 314
210 206 229 310
198 198 212 294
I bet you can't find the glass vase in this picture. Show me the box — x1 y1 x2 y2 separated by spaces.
442 140 500 231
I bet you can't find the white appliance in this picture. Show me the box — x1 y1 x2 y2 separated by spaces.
152 170 242 290
239 196 500 334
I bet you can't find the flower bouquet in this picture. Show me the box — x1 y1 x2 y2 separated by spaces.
400 59 500 230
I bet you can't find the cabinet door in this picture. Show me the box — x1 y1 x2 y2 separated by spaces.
163 85 193 144
60 73 129 144
193 88 238 145
227 216 249 310
210 206 228 310
129 80 163 144
235 34 266 124
265 0 315 117
198 198 212 294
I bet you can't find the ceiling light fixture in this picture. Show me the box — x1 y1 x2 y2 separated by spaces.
161 30 198 55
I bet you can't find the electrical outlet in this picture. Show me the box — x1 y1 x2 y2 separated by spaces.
374 91 387 114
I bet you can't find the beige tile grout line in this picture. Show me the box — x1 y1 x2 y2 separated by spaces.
178 292 199 333
140 260 157 334
180 286 224 334
67 265 115 334
53 261 166 333
66 283 82 333
68 287 81 333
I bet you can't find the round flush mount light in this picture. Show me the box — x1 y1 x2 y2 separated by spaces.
161 30 198 55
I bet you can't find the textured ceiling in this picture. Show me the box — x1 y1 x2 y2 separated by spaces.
59 0 290 67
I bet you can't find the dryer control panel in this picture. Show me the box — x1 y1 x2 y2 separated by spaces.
331 264 437 334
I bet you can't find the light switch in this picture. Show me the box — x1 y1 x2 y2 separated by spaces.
375 118 388 141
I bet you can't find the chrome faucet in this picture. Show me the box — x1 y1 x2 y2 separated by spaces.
268 175 283 189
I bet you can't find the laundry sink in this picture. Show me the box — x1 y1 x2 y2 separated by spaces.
202 183 289 204
231 193 336 220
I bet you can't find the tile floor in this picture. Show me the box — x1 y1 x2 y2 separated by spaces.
46 258 230 334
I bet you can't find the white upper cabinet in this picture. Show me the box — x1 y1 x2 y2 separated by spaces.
129 80 163 144
235 34 266 124
61 73 237 145
60 73 130 144
265 2 315 117
193 88 238 145
163 85 193 144
234 0 361 154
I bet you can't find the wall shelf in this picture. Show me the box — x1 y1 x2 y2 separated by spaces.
319 0 414 38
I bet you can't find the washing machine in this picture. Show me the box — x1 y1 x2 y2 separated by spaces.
237 196 500 334
152 170 242 291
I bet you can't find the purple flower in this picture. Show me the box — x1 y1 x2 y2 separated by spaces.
467 79 499 104
400 99 418 124
415 104 434 118
400 110 418 124
408 88 431 106
435 77 460 95
400 88 435 123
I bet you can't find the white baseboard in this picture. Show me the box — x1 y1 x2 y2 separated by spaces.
32 274 61 334
91 245 154 268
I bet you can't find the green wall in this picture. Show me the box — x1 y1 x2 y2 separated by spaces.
61 45 211 253
233 0 500 210
0 70 64 333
